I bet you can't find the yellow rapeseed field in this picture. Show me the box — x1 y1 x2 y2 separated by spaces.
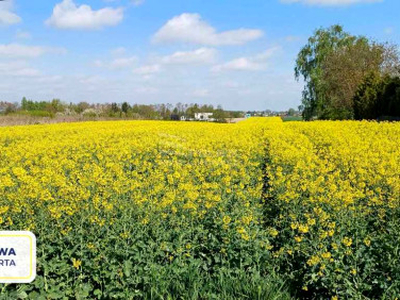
0 120 275 231
0 118 399 298
263 120 400 298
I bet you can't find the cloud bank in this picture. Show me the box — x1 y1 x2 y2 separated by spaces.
46 0 124 30
153 13 263 46
0 0 21 25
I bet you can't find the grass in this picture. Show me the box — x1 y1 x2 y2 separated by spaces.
281 116 303 122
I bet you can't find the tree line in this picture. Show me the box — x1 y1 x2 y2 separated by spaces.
0 98 243 122
296 25 400 121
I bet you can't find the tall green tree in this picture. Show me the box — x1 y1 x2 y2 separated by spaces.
121 102 130 114
320 39 388 119
287 108 296 116
296 25 400 120
295 25 357 120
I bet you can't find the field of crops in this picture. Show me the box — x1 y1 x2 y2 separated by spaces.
0 118 399 299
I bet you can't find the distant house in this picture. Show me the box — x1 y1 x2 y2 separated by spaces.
195 112 213 121
180 116 187 121
245 113 252 118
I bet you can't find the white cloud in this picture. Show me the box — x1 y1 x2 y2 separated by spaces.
131 48 216 78
153 13 263 46
0 0 21 25
95 48 137 70
79 75 104 85
0 44 67 58
95 56 138 69
109 56 137 69
133 64 161 75
161 48 217 65
212 47 280 72
254 47 281 60
0 61 41 77
280 0 382 6
212 58 263 72
111 47 127 56
46 0 124 30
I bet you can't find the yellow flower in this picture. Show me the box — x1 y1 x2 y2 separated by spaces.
120 232 129 239
241 233 250 241
294 236 303 243
307 255 320 266
364 238 371 247
321 252 332 260
72 258 82 270
331 243 338 251
298 224 309 234
342 237 353 247
222 215 231 225
307 218 316 226
237 227 246 235
241 216 252 225
268 227 279 237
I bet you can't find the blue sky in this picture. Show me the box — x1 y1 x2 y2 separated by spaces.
0 0 399 111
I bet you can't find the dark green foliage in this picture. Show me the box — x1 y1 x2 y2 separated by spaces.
282 116 303 122
354 74 400 120
21 97 49 112
353 72 384 120
15 110 55 118
212 108 228 123
121 102 131 114
287 108 296 117
380 77 400 118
